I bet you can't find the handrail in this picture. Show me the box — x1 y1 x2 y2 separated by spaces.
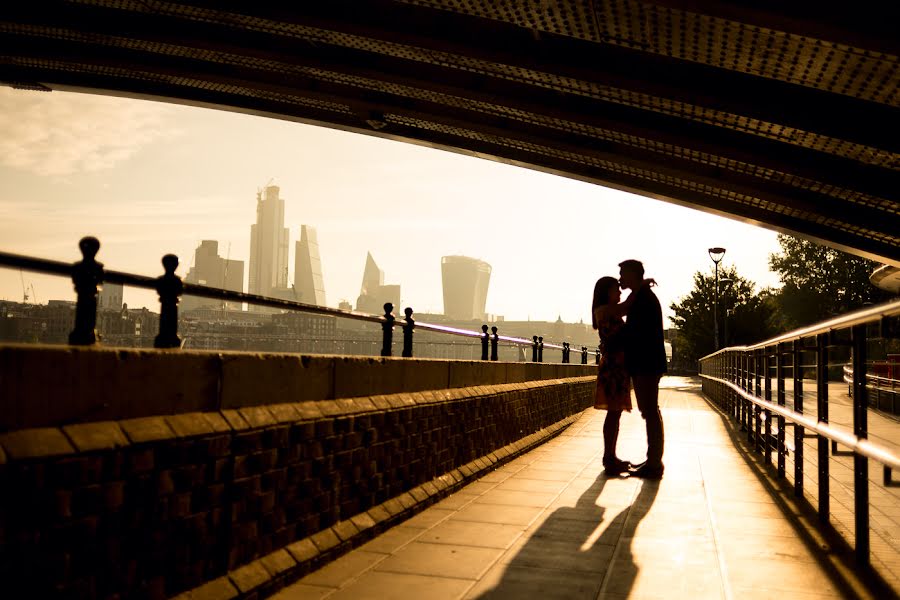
700 298 900 359
699 373 900 470
0 248 573 352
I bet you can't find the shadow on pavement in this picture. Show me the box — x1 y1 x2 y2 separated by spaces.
474 472 659 599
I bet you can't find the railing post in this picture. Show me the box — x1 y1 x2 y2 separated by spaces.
490 326 499 361
402 307 414 358
154 254 183 349
538 336 544 363
381 302 394 357
776 342 786 478
754 349 762 449
851 324 869 565
581 346 588 365
481 325 489 361
793 340 804 497
532 336 538 362
68 236 103 346
816 332 830 524
763 347 773 465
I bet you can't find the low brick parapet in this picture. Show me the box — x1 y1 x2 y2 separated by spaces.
0 345 596 599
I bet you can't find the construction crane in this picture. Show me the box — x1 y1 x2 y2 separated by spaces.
18 271 36 304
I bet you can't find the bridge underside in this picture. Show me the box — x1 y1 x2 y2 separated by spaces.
1 1 898 263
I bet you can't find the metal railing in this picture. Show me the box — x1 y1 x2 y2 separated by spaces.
0 237 601 364
698 299 900 568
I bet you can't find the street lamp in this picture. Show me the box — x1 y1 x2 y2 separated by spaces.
719 278 733 346
708 247 726 350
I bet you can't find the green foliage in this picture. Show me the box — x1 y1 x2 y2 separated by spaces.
769 235 891 329
669 265 780 364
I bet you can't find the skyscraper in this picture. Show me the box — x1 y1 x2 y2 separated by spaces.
182 240 244 312
441 256 491 320
98 282 123 311
249 184 289 297
356 252 400 314
294 225 326 306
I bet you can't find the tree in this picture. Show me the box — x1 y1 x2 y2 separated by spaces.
769 235 891 329
670 265 780 364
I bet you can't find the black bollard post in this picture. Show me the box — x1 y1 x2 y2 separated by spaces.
562 342 569 363
581 346 588 365
481 325 489 361
69 236 104 345
381 303 395 357
596 345 601 365
490 326 499 361
538 336 544 362
532 336 539 362
402 307 414 357
154 254 183 348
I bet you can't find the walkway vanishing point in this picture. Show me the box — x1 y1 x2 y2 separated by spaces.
269 377 896 600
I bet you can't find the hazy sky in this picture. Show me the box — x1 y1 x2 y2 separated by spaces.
0 87 784 326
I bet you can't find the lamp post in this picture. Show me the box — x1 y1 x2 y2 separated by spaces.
719 278 733 346
708 247 726 350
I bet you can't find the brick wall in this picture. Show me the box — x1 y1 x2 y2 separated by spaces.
0 366 595 599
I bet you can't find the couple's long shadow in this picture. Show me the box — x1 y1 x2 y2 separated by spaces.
475 472 659 598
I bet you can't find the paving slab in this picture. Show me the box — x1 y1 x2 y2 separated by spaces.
276 376 888 600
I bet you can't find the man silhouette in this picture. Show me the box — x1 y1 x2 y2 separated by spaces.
619 259 667 479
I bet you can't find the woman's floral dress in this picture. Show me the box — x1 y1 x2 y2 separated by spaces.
593 307 633 411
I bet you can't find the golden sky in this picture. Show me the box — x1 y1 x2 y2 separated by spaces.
0 88 782 325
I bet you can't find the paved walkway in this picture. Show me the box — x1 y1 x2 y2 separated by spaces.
273 377 882 600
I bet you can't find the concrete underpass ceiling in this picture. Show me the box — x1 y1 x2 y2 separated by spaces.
1 1 898 264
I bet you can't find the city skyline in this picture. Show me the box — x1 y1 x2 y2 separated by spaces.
0 88 786 325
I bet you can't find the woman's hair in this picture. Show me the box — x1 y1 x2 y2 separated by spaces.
591 276 619 330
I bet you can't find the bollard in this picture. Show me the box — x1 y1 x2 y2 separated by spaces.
490 326 499 361
561 342 567 363
154 254 183 348
532 336 538 362
381 303 395 357
596 345 601 365
538 336 544 362
69 236 104 345
581 346 588 365
402 307 414 357
481 325 489 361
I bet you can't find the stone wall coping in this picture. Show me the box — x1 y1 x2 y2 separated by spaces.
0 344 596 430
0 376 596 461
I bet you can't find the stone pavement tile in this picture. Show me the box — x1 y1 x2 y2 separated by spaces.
718 534 826 564
270 583 335 600
433 492 479 511
725 556 844 596
714 513 802 537
499 535 615 573
526 460 584 473
327 571 472 600
477 489 558 508
464 564 603 599
515 468 575 482
418 520 525 549
495 478 569 494
730 588 843 600
299 550 385 587
452 502 545 526
403 508 455 529
524 512 625 545
357 526 422 554
461 481 499 495
375 541 504 580
477 470 513 484
603 550 723 599
708 499 785 519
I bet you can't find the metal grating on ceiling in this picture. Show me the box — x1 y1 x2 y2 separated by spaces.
1 0 898 264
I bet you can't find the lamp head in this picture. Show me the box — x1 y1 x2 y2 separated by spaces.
708 247 726 264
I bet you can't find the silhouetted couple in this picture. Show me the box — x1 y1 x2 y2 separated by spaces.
591 259 667 479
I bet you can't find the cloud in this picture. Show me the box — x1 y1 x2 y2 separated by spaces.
0 88 181 176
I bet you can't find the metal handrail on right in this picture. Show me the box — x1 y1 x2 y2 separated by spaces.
698 299 900 569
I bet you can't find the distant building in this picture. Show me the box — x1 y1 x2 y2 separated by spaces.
338 300 353 311
249 184 289 297
98 282 123 311
356 252 401 314
294 225 326 306
441 256 491 321
182 240 244 312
